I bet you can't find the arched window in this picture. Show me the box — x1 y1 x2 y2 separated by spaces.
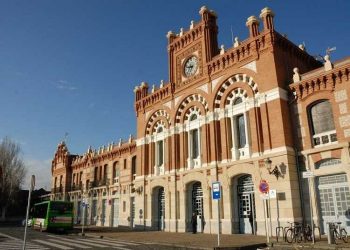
309 100 337 146
315 158 341 169
233 97 243 105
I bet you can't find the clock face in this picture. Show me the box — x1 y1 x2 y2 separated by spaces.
184 56 198 77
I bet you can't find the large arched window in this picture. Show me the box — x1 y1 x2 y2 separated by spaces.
230 97 250 160
309 100 337 146
187 112 201 169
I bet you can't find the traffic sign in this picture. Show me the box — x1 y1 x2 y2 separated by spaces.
212 182 221 200
259 180 269 194
269 189 276 199
302 171 314 178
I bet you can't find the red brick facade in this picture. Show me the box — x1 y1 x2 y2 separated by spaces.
51 6 350 235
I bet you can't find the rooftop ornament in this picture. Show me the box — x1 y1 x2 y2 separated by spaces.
293 67 301 83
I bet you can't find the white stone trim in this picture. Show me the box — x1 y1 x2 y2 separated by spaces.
240 60 257 73
136 87 289 146
197 83 208 93
263 146 294 155
164 101 172 109
211 76 224 90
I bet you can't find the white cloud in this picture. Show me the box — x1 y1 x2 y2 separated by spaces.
55 80 78 91
23 158 52 191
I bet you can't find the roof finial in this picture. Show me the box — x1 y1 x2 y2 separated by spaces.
293 68 301 83
179 28 184 37
324 55 333 71
234 37 240 48
190 20 194 30
220 45 225 55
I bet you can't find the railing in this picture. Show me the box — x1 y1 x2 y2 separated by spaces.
313 130 337 147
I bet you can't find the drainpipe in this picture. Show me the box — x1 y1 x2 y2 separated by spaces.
295 148 305 224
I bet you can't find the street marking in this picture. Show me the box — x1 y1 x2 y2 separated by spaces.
47 235 110 248
95 238 140 246
73 238 115 247
48 238 92 249
33 239 74 249
0 232 19 240
0 232 49 249
78 238 132 249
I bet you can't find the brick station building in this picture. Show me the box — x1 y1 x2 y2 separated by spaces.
51 6 350 235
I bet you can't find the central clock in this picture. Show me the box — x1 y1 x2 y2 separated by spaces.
183 56 198 77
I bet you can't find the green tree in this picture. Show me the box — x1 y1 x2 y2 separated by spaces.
0 137 26 220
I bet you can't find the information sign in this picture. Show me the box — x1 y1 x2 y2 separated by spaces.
212 182 221 200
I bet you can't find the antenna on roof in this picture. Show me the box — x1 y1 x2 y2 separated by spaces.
230 26 234 45
313 55 325 63
326 47 336 56
64 132 69 144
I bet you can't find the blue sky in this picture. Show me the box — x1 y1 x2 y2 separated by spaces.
1 0 349 190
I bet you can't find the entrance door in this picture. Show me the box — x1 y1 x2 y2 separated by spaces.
130 197 135 228
91 200 97 225
77 201 81 224
317 174 350 234
158 188 165 230
192 182 203 233
237 175 255 234
101 199 107 226
111 198 119 227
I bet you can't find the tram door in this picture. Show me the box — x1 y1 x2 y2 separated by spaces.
192 182 203 233
158 188 165 230
237 175 255 234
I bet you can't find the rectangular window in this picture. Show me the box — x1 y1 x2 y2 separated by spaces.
237 114 246 148
123 201 126 212
124 159 127 169
191 129 199 158
94 167 98 182
157 140 163 166
132 156 136 175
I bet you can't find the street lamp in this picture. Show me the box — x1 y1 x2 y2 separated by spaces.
265 158 283 179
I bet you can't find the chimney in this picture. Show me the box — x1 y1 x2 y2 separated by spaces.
260 7 275 31
199 6 219 61
246 16 260 38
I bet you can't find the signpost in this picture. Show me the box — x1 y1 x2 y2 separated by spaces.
81 198 88 236
23 175 35 250
303 171 315 244
259 180 270 245
212 182 221 247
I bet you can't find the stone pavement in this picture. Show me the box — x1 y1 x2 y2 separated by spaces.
74 226 350 250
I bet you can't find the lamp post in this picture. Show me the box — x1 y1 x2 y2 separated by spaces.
264 158 273 245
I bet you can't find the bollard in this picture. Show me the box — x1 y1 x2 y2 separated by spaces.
327 223 335 244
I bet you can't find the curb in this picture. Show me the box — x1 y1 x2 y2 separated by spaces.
80 233 267 250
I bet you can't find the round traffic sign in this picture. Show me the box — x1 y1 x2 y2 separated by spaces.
259 180 269 194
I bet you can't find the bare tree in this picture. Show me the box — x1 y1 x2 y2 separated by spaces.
0 137 26 220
